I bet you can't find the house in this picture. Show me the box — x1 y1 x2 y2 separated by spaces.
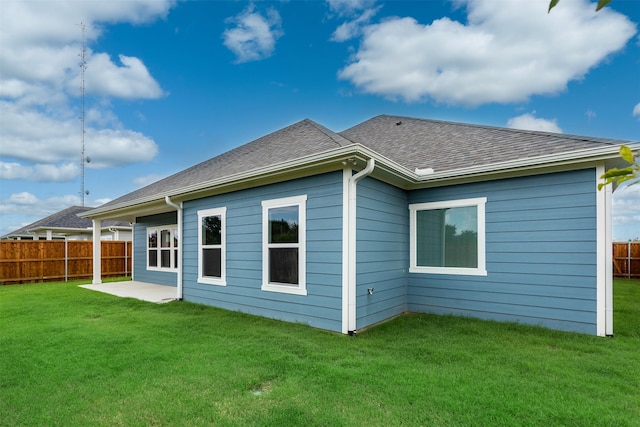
81 115 639 336
2 206 132 241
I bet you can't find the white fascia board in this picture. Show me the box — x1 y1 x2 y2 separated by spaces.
80 145 375 220
410 144 639 186
80 141 638 221
28 226 93 235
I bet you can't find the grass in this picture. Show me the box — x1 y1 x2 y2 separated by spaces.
1 279 639 426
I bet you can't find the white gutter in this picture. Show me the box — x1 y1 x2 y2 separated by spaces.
165 196 183 301
412 142 640 183
82 142 635 223
346 158 375 335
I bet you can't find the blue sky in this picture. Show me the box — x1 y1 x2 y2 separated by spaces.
1 0 639 240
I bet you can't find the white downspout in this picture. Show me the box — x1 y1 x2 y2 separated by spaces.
165 196 183 300
347 159 375 334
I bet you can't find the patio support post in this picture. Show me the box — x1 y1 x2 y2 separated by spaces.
92 219 102 284
165 196 183 300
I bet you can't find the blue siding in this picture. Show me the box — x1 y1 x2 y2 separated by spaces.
129 166 601 336
182 172 344 332
356 177 409 329
407 168 599 334
133 212 178 286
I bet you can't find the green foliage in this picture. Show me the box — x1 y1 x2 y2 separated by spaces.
270 219 298 243
202 215 222 245
549 0 612 12
1 279 639 426
599 145 640 190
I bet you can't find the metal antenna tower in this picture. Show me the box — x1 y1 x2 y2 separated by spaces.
78 22 88 206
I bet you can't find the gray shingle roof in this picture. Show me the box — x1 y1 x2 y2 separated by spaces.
101 119 353 208
3 206 130 238
339 115 627 173
90 114 633 214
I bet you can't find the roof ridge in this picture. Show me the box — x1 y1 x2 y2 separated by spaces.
302 118 354 147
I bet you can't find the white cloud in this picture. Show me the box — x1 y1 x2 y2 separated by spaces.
0 102 158 168
633 102 640 119
0 1 169 103
0 161 79 182
81 53 165 99
0 191 95 218
0 0 170 185
331 6 380 42
612 184 640 241
0 1 173 49
327 0 378 18
86 128 159 168
506 112 562 133
5 192 39 207
0 192 94 236
223 5 283 63
338 0 636 105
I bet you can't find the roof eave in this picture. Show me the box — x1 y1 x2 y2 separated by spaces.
81 141 637 221
407 143 639 187
27 226 130 234
80 145 375 221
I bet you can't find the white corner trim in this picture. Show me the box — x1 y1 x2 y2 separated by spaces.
595 164 613 336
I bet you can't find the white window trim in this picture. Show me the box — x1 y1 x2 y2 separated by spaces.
262 195 307 296
146 224 179 272
197 207 227 286
409 197 487 276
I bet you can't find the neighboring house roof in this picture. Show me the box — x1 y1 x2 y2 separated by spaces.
2 206 131 239
82 115 638 221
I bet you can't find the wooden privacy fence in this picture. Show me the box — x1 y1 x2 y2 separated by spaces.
613 242 640 280
0 240 132 285
1 240 637 284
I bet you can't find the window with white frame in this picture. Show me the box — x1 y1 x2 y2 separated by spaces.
147 225 178 271
198 207 226 285
409 197 487 276
262 195 307 295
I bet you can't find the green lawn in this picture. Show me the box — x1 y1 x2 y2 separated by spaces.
1 279 639 426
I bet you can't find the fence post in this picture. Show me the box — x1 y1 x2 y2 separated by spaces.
39 241 44 282
629 240 632 280
64 238 68 282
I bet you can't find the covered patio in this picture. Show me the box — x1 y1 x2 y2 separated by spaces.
80 281 178 304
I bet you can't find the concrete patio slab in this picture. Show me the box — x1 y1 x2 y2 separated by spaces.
79 281 178 304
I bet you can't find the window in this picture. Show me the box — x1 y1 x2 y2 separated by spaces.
262 195 307 295
409 197 486 276
198 207 226 285
147 225 178 271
